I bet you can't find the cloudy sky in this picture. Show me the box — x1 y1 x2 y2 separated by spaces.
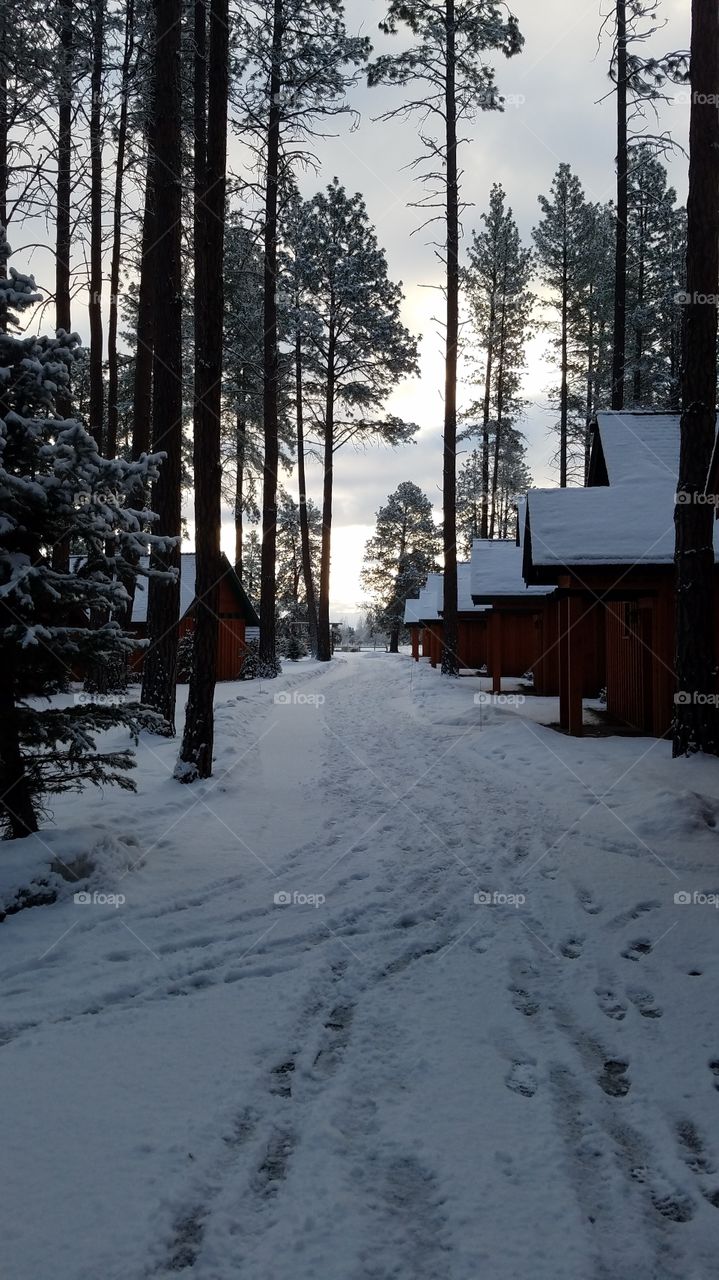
263 0 690 621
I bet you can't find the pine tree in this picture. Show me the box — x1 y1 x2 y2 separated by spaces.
625 146 685 407
361 482 440 652
369 0 523 674
0 244 168 838
297 179 419 662
600 0 689 410
140 0 183 734
533 164 592 486
237 0 370 672
673 0 719 756
276 490 321 642
464 185 532 534
176 0 230 783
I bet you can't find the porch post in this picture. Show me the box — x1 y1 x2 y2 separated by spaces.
559 595 583 736
490 610 502 694
411 627 419 661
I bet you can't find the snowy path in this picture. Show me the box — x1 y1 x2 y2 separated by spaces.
3 653 719 1279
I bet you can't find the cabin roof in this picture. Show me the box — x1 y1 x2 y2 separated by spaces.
131 552 259 626
470 537 551 600
590 411 683 489
403 564 490 622
526 411 719 576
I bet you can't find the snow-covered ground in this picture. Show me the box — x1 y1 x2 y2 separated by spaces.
2 652 719 1280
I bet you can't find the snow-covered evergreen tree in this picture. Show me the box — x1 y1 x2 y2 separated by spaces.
0 243 169 838
297 180 420 662
361 482 440 653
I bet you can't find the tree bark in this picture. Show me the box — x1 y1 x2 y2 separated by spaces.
0 7 8 330
234 406 245 567
52 0 74 575
106 0 135 459
441 0 459 675
88 0 105 451
178 0 229 779
673 0 719 757
296 327 319 654
480 287 495 540
316 330 335 662
259 0 283 670
0 637 38 837
560 222 568 487
140 0 184 733
611 0 627 411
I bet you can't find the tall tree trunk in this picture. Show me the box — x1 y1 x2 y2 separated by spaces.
560 232 568 487
480 286 495 539
611 0 627 411
106 0 135 459
0 7 8 331
178 0 229 779
132 137 156 462
52 0 73 576
0 642 38 838
673 0 719 757
296 327 318 654
140 0 183 733
259 0 283 670
585 284 595 484
316 332 335 662
121 129 157 631
56 0 73 388
441 0 459 675
88 0 105 451
633 194 645 406
234 407 245 567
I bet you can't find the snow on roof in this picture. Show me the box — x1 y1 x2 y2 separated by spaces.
470 537 550 598
527 412 719 569
131 553 197 624
594 411 682 488
403 565 489 622
526 484 719 567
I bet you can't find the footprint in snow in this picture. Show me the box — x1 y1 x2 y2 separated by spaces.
676 1120 716 1176
627 988 663 1019
595 987 627 1021
709 1060 719 1092
622 938 653 962
577 888 602 915
560 936 584 960
505 1061 538 1097
598 1059 631 1098
609 900 661 930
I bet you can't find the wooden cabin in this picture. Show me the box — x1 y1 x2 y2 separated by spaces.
469 536 557 693
404 567 489 670
523 411 719 736
131 552 259 681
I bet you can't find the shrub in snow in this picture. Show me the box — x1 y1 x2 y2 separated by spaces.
283 633 306 661
176 631 194 683
238 638 282 680
0 236 172 839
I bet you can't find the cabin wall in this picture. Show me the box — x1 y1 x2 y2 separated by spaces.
457 616 488 669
